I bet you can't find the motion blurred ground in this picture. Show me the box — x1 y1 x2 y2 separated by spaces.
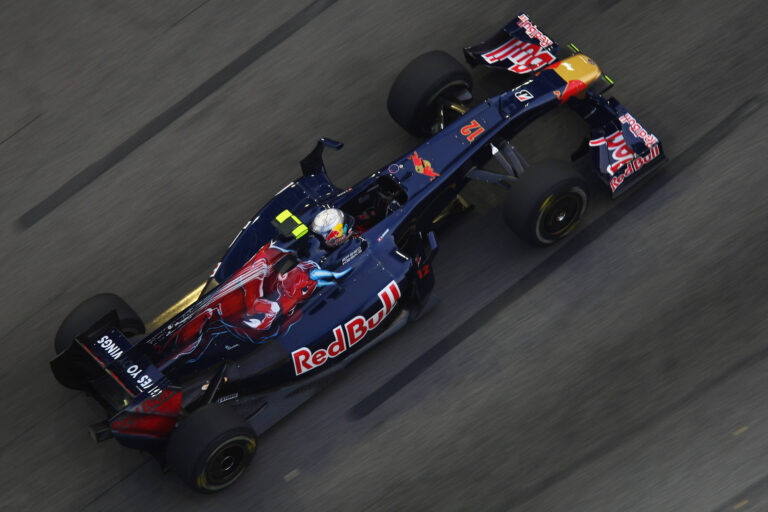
1 1 767 510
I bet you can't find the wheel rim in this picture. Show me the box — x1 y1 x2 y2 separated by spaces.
422 81 470 135
538 192 585 240
203 436 253 489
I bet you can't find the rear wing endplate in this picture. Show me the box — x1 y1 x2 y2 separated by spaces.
51 321 182 447
52 319 173 407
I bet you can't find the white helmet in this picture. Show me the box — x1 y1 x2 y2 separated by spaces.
310 208 350 247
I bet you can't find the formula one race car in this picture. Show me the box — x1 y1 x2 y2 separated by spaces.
51 13 664 492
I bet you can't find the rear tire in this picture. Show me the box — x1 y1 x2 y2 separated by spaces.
504 160 589 246
54 293 145 355
166 404 257 493
387 50 472 137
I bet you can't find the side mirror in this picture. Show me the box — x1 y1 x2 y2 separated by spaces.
319 137 343 150
300 138 344 176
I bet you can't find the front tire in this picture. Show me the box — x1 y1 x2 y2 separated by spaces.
387 50 472 137
166 404 257 493
504 160 589 246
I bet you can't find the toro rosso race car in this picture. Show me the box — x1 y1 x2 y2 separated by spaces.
51 14 664 492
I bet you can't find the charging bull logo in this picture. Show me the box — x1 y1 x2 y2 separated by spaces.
291 281 401 376
409 151 440 181
154 243 350 367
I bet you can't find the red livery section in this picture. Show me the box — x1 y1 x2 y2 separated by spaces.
110 388 182 439
291 281 401 376
151 242 337 368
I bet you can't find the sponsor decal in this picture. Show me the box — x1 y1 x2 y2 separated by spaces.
482 38 555 73
408 151 440 180
589 130 636 176
618 113 658 148
83 333 168 398
291 281 401 376
459 119 485 143
135 388 179 414
514 89 534 102
325 220 347 244
516 14 553 48
118 358 165 397
341 246 363 265
125 364 153 390
609 144 661 191
387 164 401 174
96 335 123 360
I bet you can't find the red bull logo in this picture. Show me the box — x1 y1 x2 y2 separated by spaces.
589 130 636 176
610 144 661 191
326 221 345 242
408 151 440 180
291 281 401 376
482 38 555 74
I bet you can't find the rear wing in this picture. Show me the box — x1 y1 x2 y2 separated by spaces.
51 318 181 448
464 13 559 74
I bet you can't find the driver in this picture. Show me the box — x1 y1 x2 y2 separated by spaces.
310 208 353 248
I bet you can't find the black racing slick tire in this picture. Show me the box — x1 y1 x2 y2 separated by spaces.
54 293 145 355
504 160 589 246
166 404 257 493
387 50 472 137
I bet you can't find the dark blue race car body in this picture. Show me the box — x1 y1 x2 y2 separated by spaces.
51 13 664 453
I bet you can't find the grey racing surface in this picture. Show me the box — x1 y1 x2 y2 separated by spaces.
1 1 767 511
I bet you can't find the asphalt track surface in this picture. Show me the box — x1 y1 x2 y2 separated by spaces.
1 1 767 511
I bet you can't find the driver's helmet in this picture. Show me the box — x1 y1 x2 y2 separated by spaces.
310 208 351 247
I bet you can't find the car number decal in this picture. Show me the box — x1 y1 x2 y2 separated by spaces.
460 119 485 143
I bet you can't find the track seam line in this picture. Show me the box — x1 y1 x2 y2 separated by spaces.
167 0 213 30
17 0 339 230
0 112 43 148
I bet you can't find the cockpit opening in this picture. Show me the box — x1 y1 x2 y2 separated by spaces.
341 175 408 231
